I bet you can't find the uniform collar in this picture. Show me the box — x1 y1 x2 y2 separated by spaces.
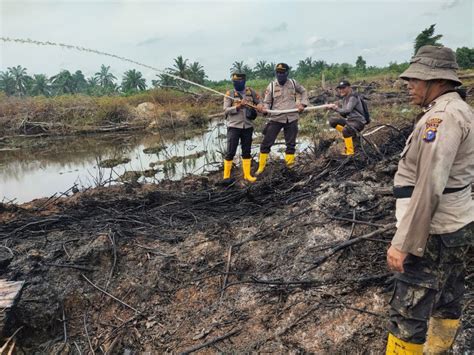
422 91 460 113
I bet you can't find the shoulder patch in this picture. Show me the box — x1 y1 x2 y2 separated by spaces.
423 118 443 142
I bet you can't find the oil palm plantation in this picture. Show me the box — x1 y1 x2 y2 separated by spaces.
121 69 147 92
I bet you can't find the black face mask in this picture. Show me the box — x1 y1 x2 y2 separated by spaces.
233 80 246 92
276 72 288 85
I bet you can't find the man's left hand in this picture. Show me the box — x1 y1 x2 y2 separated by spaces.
387 245 408 273
297 104 305 113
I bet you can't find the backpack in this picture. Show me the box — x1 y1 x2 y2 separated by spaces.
352 93 371 123
270 79 297 109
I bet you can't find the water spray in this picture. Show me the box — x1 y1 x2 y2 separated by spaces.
1 37 331 114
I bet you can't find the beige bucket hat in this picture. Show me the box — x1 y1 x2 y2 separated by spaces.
400 45 462 86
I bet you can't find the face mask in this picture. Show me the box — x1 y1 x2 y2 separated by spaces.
233 80 246 92
276 72 288 85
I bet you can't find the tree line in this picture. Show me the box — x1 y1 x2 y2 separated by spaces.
0 64 146 97
1 25 473 98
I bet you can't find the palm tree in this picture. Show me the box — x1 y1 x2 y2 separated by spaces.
85 76 101 95
187 62 207 84
153 72 177 88
87 76 99 87
8 65 30 96
313 60 327 73
0 71 16 95
168 55 189 78
230 61 253 79
29 74 51 96
72 70 88 93
50 70 75 95
121 69 147 92
253 60 274 79
230 61 245 75
296 57 315 78
94 65 117 88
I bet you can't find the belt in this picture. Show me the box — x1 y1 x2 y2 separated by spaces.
393 184 470 199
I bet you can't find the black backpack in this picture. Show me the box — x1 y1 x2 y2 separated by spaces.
352 93 371 123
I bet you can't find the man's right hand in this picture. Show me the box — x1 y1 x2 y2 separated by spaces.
327 103 338 110
387 245 408 273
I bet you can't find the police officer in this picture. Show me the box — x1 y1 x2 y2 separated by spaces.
327 80 368 156
257 63 308 174
386 45 474 354
223 73 262 182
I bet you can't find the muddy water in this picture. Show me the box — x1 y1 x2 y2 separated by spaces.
0 120 313 203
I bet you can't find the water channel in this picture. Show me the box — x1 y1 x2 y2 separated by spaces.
0 120 313 203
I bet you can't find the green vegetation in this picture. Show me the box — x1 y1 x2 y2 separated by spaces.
414 24 443 54
456 47 474 69
0 25 472 140
1 24 472 99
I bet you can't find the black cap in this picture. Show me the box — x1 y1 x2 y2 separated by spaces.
231 73 246 81
336 80 350 89
275 63 290 72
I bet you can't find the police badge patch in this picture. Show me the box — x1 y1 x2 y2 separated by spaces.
423 118 443 142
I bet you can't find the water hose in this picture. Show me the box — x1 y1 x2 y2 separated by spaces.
1 37 332 113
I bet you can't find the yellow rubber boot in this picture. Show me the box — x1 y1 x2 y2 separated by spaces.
284 153 295 167
256 153 268 175
424 318 460 354
242 158 256 182
223 159 233 179
335 124 344 133
386 333 423 355
343 137 354 156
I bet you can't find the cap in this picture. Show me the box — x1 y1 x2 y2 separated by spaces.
336 80 351 89
231 73 246 81
275 63 290 73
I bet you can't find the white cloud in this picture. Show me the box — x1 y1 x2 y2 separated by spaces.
441 0 461 10
137 37 162 47
241 37 265 47
306 36 345 52
262 22 288 33
361 42 413 56
1 0 472 81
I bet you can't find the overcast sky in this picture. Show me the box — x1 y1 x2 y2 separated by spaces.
1 0 473 83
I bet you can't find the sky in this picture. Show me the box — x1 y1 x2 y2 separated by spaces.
0 0 473 83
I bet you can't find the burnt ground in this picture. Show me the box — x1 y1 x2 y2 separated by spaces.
0 124 472 354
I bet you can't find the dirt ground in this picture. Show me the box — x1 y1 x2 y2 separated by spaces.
0 122 472 354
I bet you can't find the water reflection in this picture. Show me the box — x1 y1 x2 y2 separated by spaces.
0 120 311 203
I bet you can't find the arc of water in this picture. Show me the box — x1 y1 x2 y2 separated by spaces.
1 37 330 114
